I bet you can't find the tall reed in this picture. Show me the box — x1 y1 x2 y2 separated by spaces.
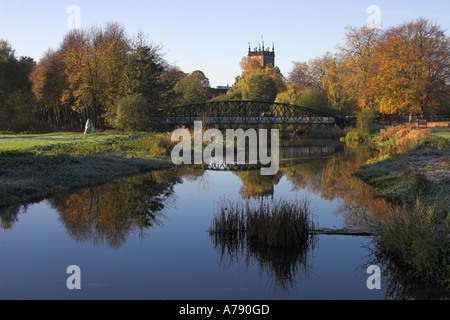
209 196 315 249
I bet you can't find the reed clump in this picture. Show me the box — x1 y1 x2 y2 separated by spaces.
209 196 315 249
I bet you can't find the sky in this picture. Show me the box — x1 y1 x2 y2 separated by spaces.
0 0 449 88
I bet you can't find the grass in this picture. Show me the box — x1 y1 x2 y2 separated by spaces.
351 124 450 287
209 196 315 249
433 131 450 139
0 132 127 151
0 131 175 208
356 149 450 206
373 200 450 287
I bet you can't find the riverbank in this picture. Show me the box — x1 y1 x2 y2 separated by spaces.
350 125 450 287
356 146 449 209
0 132 174 208
355 126 449 209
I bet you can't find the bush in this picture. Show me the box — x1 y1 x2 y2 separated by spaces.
115 94 155 132
134 133 176 157
343 108 378 143
356 108 378 135
375 125 434 157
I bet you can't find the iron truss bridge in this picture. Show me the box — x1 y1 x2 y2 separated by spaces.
157 101 344 126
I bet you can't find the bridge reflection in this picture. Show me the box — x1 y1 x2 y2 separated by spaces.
200 144 342 172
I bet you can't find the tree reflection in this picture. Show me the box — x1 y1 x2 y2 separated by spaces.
281 144 393 231
0 204 27 229
319 145 393 229
48 171 181 249
234 170 283 199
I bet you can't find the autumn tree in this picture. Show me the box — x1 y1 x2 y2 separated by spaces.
322 57 353 116
371 18 449 115
239 56 263 77
335 25 381 111
240 56 286 93
289 53 332 91
29 22 181 131
30 49 74 128
289 18 449 117
60 23 130 129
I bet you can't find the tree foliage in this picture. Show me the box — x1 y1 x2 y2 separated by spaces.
0 40 35 131
239 70 278 102
289 17 449 116
211 58 283 102
28 22 179 131
174 70 210 105
275 84 328 112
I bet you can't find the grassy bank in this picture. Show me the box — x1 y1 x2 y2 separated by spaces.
0 132 175 208
351 125 450 287
357 126 449 206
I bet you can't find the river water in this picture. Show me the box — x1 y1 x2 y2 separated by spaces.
0 138 443 300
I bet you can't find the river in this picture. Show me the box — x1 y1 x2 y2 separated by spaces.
0 138 444 300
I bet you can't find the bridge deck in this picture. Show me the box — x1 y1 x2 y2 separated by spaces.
163 116 337 125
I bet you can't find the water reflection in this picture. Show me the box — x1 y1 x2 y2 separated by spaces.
48 171 181 249
209 197 317 293
234 171 283 199
211 233 316 293
365 241 450 300
0 204 27 229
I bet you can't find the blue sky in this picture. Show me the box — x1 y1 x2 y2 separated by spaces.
1 0 449 87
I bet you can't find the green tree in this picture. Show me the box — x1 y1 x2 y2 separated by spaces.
114 93 153 131
275 84 329 112
239 70 278 102
0 40 36 131
174 70 210 105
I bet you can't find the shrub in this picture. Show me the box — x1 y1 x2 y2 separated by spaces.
376 199 450 285
135 133 175 157
375 125 434 158
115 94 155 132
356 108 378 135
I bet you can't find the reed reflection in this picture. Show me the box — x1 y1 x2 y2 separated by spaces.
209 197 317 293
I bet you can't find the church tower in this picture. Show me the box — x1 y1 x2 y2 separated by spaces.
247 38 275 67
